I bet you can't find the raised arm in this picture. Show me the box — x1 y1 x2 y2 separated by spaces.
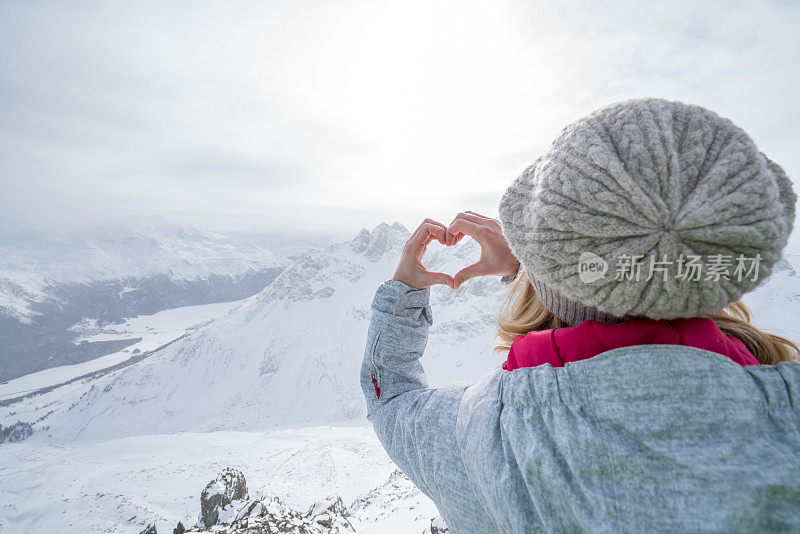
362 218 451 410
359 279 482 530
358 215 519 532
359 219 465 503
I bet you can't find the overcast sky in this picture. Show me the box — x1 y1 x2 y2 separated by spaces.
1 0 799 236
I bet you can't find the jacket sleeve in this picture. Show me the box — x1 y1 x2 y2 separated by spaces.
360 280 433 415
359 280 486 531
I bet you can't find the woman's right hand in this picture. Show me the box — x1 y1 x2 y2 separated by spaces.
446 211 520 289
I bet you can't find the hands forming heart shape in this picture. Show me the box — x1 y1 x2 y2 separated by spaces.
392 211 521 290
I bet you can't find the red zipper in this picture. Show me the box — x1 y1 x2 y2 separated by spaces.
370 333 381 399
370 373 381 399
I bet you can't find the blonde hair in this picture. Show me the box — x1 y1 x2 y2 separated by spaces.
495 270 800 365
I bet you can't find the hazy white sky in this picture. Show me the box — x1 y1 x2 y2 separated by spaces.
1 0 799 236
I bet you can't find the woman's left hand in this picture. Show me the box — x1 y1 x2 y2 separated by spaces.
392 219 455 289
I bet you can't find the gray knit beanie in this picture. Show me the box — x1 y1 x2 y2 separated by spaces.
498 98 796 326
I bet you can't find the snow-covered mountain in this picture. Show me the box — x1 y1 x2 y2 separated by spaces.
4 221 800 444
2 221 800 533
0 215 333 380
0 222 507 442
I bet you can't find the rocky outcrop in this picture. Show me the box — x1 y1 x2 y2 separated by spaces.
199 468 249 527
0 421 33 443
149 467 359 533
305 496 355 532
426 516 449 533
350 222 408 263
182 495 355 533
138 524 157 534
126 465 443 533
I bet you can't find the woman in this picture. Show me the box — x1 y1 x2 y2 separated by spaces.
360 99 800 533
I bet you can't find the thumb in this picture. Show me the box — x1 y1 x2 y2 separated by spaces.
421 270 455 289
453 261 491 289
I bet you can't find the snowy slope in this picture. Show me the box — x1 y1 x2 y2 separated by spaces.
0 215 338 381
0 426 440 534
0 299 244 400
739 226 800 340
0 222 507 442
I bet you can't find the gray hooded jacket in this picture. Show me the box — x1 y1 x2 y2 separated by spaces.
360 280 800 533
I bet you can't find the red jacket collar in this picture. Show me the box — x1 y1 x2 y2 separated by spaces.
504 317 759 371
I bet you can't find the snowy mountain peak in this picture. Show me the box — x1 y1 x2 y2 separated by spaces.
257 223 407 303
350 222 409 263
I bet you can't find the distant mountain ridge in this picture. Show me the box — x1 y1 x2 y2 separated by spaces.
0 215 333 320
0 215 333 380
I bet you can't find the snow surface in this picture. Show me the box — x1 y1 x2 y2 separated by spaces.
0 299 244 400
0 426 438 534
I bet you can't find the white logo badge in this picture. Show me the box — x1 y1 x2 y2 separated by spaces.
578 251 608 283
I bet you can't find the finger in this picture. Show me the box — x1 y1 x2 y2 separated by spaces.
419 218 448 234
417 231 439 259
447 229 466 247
409 222 447 250
422 223 447 249
453 260 494 289
464 210 499 224
416 218 447 246
418 270 455 289
463 211 502 231
408 223 448 264
422 217 448 234
447 212 496 246
447 218 490 246
451 211 497 227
